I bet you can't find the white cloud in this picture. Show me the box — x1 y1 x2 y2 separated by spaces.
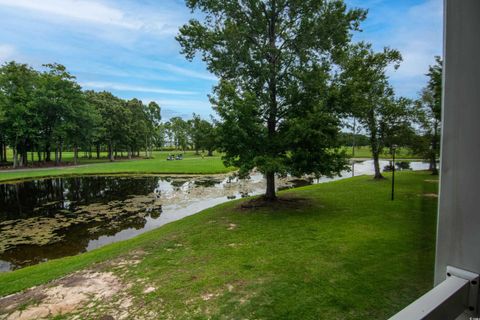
157 63 217 81
0 44 15 62
395 2 442 73
0 0 139 29
0 0 183 37
353 0 443 97
81 81 198 95
155 99 212 109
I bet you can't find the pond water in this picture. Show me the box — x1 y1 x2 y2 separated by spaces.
0 160 429 272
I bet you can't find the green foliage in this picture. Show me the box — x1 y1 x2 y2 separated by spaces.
0 62 39 166
34 64 100 164
413 57 442 175
338 132 370 147
189 113 217 155
165 117 191 151
337 42 414 178
177 0 367 198
0 60 163 167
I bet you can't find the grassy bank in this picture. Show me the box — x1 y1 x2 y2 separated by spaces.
0 171 438 319
343 146 422 160
0 151 232 182
0 147 423 183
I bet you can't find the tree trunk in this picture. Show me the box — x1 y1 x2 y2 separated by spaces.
108 143 114 161
55 144 59 166
208 149 213 157
59 142 63 163
96 143 100 159
23 151 27 166
73 145 78 165
265 171 276 201
13 147 18 168
128 147 132 160
263 5 279 201
145 137 149 158
38 150 42 163
20 142 27 167
430 122 439 175
2 143 6 163
45 142 51 162
368 109 383 180
373 152 384 179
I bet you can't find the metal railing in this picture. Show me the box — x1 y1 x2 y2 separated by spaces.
389 267 479 320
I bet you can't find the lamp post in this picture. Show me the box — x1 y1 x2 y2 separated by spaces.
391 144 398 201
352 117 356 177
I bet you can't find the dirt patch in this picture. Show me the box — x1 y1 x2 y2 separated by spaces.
0 291 47 315
143 287 156 294
423 193 439 198
237 195 311 211
0 271 123 320
91 250 145 274
201 292 220 301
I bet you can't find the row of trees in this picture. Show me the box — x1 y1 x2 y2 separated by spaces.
0 62 162 167
177 0 442 200
163 114 217 155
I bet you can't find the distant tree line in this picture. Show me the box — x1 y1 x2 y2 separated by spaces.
0 62 162 167
337 132 370 147
163 114 218 156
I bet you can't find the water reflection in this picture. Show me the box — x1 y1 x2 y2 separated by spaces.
0 160 430 271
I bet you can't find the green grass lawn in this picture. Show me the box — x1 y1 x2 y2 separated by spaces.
0 171 438 319
0 151 232 182
342 146 422 160
0 147 423 183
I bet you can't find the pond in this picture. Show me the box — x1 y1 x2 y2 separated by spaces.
0 160 429 271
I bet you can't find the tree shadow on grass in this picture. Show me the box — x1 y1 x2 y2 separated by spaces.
236 195 312 212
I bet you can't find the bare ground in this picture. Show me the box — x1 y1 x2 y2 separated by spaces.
237 195 312 211
0 254 150 320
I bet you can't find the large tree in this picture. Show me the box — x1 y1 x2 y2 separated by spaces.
144 101 162 158
36 63 88 165
0 62 39 168
338 42 411 179
177 0 366 200
189 113 216 155
168 117 190 151
414 57 442 175
85 91 130 161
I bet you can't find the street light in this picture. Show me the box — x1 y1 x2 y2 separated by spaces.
391 144 398 201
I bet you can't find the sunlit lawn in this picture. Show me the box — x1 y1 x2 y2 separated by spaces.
0 171 438 319
0 151 233 182
342 146 422 159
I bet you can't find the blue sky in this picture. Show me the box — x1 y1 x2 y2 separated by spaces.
0 0 442 120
